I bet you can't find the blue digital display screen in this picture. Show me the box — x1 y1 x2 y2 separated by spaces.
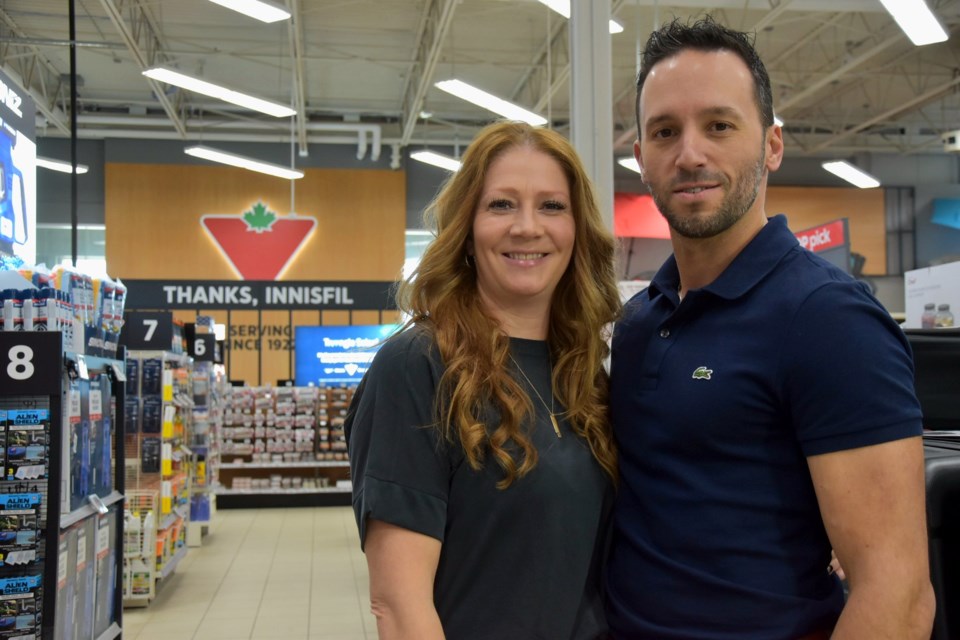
294 324 399 386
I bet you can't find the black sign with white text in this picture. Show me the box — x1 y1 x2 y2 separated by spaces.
0 332 62 395
120 311 175 350
124 280 396 310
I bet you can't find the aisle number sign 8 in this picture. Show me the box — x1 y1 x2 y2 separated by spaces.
0 333 62 393
6 345 34 380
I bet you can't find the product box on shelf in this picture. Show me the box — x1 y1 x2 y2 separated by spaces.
0 493 41 569
0 573 42 639
5 406 48 482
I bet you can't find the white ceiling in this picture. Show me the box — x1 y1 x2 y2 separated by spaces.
1 0 959 162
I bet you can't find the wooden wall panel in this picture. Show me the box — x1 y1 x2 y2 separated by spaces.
260 310 292 385
291 310 321 332
227 310 260 384
767 186 886 275
104 164 405 281
322 311 350 326
351 310 384 326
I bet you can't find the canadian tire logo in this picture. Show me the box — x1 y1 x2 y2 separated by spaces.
201 202 316 280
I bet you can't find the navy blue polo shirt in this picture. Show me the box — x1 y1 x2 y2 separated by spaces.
606 215 923 639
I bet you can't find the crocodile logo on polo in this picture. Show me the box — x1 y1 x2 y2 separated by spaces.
201 201 317 280
692 366 713 380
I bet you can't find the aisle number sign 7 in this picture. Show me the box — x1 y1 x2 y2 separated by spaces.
120 311 174 351
143 319 158 342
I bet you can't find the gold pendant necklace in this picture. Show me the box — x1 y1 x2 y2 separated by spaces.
508 354 562 438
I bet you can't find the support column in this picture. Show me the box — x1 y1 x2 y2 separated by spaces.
569 1 614 231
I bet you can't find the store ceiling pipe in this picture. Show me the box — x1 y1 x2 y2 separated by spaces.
72 115 383 160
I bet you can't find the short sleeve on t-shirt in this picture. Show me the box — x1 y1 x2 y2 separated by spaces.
781 280 923 456
346 328 457 548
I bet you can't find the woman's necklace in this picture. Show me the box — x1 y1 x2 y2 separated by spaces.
508 354 562 438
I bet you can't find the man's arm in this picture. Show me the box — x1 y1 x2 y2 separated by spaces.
808 437 935 639
365 518 445 640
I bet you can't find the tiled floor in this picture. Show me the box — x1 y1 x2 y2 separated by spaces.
121 507 377 640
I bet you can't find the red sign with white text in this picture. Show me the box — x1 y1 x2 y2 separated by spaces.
201 202 316 280
794 219 846 253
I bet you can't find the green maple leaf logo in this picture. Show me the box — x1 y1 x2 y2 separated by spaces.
242 202 277 233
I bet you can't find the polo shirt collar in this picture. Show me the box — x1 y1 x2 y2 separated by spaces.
648 214 799 302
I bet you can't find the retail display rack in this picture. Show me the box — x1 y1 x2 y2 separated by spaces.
186 358 224 546
215 384 356 508
0 331 125 640
122 350 193 606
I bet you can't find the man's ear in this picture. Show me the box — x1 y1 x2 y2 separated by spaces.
634 139 645 181
765 124 784 173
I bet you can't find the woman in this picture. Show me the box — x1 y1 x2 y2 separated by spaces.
346 121 621 640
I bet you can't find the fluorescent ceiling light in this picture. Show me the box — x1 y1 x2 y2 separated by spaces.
411 150 461 172
617 157 642 174
878 0 947 46
207 0 290 23
36 156 89 174
185 145 304 180
821 160 880 189
143 67 296 118
536 0 623 34
434 79 547 126
774 115 784 127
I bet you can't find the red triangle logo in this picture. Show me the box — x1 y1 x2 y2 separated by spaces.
201 202 316 280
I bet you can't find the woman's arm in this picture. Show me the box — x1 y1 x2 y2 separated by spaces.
365 518 446 640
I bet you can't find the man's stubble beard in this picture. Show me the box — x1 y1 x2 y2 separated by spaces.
650 145 766 240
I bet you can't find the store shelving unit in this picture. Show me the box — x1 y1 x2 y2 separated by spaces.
122 350 192 606
215 385 354 508
187 359 222 546
0 332 126 640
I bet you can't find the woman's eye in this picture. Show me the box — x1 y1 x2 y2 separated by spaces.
488 199 513 210
542 200 567 212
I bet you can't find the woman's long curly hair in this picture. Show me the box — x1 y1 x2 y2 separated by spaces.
396 121 621 488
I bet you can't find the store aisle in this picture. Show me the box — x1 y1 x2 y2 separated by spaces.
122 507 377 640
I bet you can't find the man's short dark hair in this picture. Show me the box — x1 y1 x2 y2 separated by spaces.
635 15 775 136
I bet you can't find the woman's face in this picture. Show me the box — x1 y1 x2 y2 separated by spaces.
468 145 575 320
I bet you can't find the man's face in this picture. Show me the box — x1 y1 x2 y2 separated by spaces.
636 49 782 239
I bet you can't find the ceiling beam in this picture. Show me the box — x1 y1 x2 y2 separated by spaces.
767 12 844 68
399 0 458 147
0 8 70 134
808 76 960 153
98 0 187 137
778 33 903 114
750 0 795 32
288 0 308 155
510 16 568 104
514 0 628 115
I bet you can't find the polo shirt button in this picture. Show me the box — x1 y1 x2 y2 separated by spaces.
659 328 670 338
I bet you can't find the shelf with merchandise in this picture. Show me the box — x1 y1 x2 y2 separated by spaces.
214 384 357 507
122 350 194 605
0 330 127 638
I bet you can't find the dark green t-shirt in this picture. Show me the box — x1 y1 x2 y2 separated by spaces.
346 326 612 640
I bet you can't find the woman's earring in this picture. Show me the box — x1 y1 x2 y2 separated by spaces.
464 254 473 268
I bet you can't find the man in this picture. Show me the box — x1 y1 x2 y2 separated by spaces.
607 16 934 640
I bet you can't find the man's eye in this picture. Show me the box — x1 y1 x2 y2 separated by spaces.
652 128 674 139
712 122 732 132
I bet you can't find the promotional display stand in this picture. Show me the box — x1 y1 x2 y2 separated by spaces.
0 331 125 640
122 350 192 607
